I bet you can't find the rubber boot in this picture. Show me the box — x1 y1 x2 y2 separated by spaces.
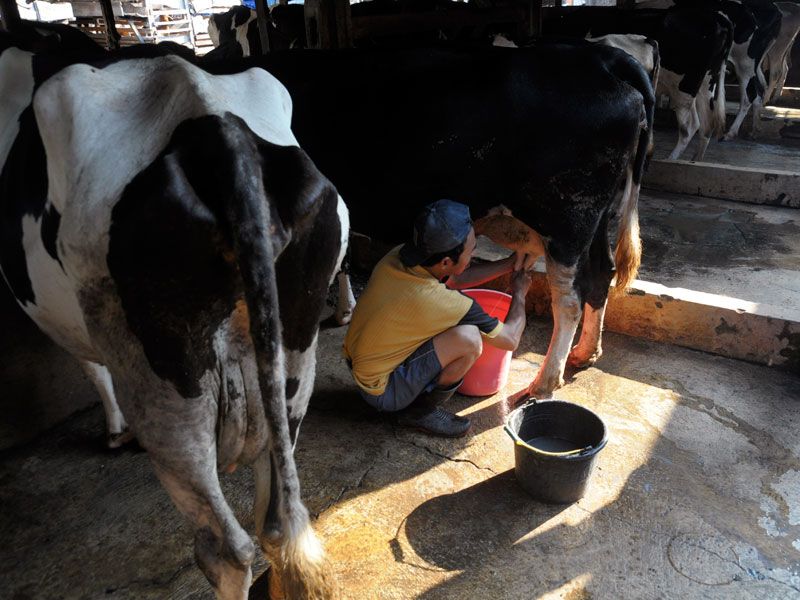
397 380 471 437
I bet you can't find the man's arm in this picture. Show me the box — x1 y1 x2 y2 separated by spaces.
484 269 532 351
446 254 516 290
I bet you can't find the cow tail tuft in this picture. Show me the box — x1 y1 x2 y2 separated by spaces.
613 166 641 295
610 52 651 295
219 114 335 599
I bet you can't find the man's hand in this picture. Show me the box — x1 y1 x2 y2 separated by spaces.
511 268 532 298
513 251 537 272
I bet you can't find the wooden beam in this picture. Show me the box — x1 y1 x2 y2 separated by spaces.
98 0 121 49
255 0 270 54
304 0 325 49
0 0 23 33
528 0 542 38
334 0 351 49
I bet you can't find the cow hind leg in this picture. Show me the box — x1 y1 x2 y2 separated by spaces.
724 71 754 141
691 74 717 162
569 213 614 369
667 96 699 160
526 257 581 398
79 360 133 448
154 462 256 600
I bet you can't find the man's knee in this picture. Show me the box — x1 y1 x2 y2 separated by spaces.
434 324 483 367
454 325 482 360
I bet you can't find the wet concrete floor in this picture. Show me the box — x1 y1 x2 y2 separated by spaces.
637 190 800 314
1 292 799 599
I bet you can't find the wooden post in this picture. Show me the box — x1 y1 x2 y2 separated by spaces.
304 0 323 49
528 0 542 38
0 0 23 33
255 0 270 54
334 0 351 49
98 0 121 49
304 0 350 49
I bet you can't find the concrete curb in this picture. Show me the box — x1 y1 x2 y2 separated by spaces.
484 267 800 375
726 101 800 140
644 159 799 208
726 85 800 105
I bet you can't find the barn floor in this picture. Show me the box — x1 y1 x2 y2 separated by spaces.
637 190 800 312
1 288 799 599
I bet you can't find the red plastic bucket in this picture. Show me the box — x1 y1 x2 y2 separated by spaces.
458 289 512 396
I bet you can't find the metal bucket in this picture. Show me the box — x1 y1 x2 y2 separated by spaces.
504 400 607 504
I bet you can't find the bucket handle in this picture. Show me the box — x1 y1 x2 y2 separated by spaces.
504 398 594 457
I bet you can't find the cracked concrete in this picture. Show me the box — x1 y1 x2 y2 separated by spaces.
1 282 799 599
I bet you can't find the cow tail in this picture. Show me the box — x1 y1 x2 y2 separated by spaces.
713 19 732 138
712 60 727 138
712 15 733 138
646 37 660 92
219 117 334 599
611 54 653 295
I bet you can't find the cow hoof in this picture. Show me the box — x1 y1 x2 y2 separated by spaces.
568 349 601 369
508 387 533 407
107 429 135 449
526 379 561 400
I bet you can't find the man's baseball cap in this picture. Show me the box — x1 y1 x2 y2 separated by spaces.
399 200 472 267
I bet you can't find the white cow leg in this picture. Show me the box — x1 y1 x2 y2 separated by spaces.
155 461 255 600
691 97 711 161
691 75 715 162
527 261 581 398
334 271 356 326
692 132 711 162
724 77 752 140
569 301 607 369
79 360 133 448
750 92 764 138
667 98 699 160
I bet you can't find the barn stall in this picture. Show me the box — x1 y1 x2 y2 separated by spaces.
0 0 799 598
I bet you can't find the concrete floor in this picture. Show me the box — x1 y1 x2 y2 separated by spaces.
1 289 799 599
637 191 800 313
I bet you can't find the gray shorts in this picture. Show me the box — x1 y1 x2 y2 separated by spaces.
358 339 442 412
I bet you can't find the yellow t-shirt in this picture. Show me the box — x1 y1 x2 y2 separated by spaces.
343 246 503 395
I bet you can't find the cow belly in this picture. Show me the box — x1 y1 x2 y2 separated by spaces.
18 214 96 360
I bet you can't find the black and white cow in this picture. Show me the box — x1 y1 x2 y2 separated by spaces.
495 32 661 85
763 1 800 102
642 0 783 139
720 0 782 138
543 6 733 161
587 34 661 84
207 4 307 56
204 43 654 398
0 38 344 599
676 0 782 139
